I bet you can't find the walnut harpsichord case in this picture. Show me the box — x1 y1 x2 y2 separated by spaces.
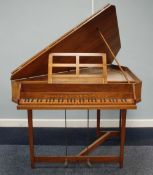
11 4 141 109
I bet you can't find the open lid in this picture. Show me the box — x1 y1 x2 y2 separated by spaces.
11 4 121 80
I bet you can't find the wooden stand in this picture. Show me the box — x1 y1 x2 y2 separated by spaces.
27 109 126 168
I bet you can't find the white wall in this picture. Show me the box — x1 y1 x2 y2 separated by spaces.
0 0 152 123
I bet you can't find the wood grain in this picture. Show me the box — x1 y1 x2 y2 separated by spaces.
11 5 120 80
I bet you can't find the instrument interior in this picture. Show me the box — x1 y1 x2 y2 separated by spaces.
21 65 135 84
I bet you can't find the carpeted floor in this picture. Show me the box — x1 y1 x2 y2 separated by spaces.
0 145 153 175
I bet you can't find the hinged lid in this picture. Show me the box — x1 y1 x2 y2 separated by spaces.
11 4 121 80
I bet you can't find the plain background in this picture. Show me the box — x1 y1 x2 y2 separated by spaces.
0 0 152 120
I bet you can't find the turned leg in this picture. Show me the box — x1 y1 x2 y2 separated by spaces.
120 109 127 168
28 110 35 168
96 110 101 137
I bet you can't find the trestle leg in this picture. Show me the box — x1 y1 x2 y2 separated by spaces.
119 109 127 168
96 110 101 137
27 110 35 168
86 110 91 167
64 110 68 167
119 110 121 131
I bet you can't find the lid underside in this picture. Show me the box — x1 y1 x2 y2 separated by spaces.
11 4 121 80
